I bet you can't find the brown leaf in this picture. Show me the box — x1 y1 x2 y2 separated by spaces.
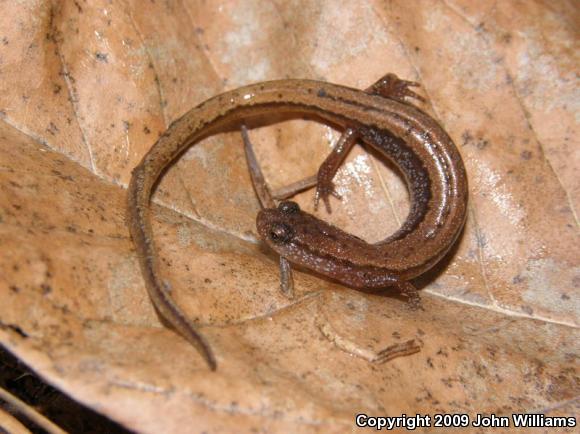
1 1 578 432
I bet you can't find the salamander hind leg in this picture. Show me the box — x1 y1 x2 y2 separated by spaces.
313 128 358 213
312 74 425 214
314 167 342 214
395 280 423 310
369 73 426 105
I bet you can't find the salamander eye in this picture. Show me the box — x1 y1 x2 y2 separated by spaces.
269 222 293 243
278 201 300 214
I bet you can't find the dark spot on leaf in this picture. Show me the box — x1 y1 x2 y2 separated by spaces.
95 52 108 62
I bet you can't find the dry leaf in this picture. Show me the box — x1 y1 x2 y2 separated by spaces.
0 1 578 432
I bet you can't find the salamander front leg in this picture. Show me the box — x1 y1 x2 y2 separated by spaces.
241 125 295 298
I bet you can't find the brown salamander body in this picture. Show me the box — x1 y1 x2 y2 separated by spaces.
128 76 468 370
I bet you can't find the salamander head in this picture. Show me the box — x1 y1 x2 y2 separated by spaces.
257 201 400 289
257 201 308 261
257 199 354 269
257 200 358 269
